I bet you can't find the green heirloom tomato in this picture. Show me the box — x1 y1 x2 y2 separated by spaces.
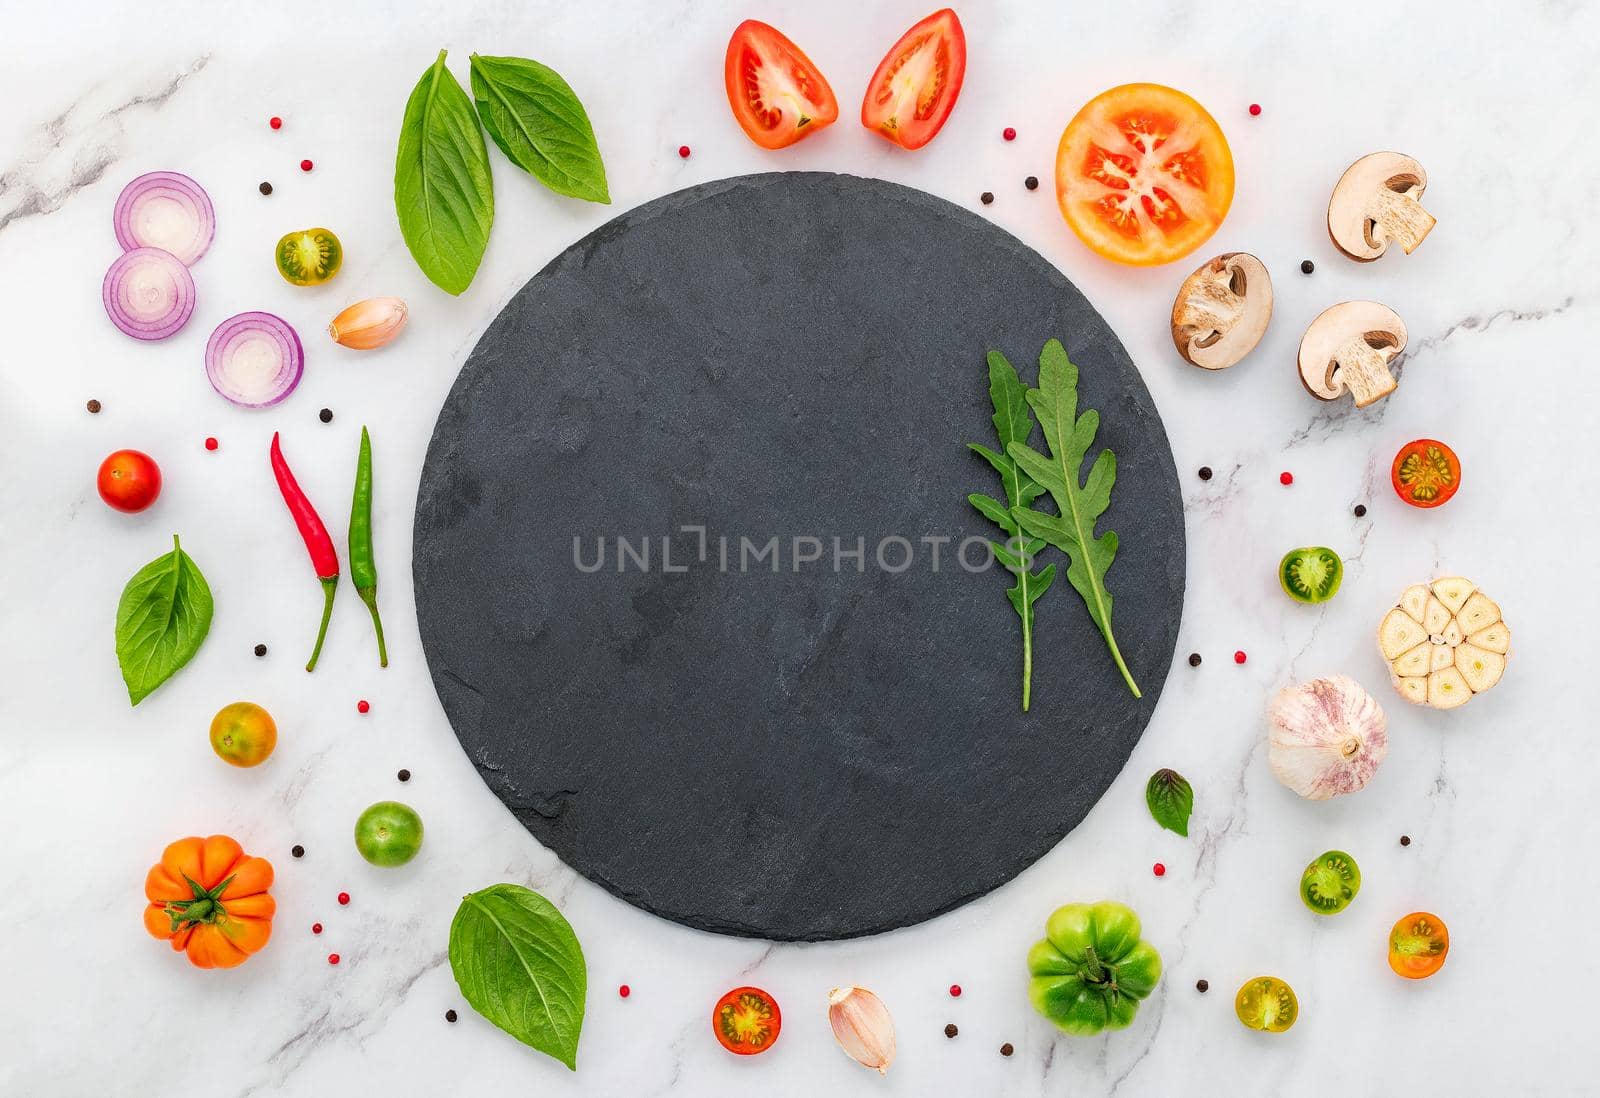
1027 901 1162 1035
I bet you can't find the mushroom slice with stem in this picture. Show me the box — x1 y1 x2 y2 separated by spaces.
1170 252 1273 370
1298 301 1408 408
1328 152 1436 261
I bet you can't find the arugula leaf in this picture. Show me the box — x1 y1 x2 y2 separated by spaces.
449 884 587 1069
1146 768 1194 836
1007 339 1141 698
115 535 213 705
470 54 610 204
395 50 495 295
967 350 1055 711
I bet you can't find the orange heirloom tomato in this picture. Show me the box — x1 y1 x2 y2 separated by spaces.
1388 911 1449 979
144 835 275 969
1056 83 1234 266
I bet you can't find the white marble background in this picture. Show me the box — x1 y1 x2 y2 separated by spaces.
1 0 1594 1094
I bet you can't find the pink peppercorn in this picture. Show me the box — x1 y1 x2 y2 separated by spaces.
300 159 313 172
269 116 283 130
619 985 631 998
1280 471 1294 485
312 922 322 935
204 437 218 451
949 984 962 998
1153 862 1166 877
328 953 340 965
1002 127 1016 141
1234 650 1247 665
678 145 691 159
357 700 370 714
338 891 350 906
1249 104 1262 116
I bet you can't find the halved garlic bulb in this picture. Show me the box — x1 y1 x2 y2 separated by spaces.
1268 676 1388 799
1378 576 1510 709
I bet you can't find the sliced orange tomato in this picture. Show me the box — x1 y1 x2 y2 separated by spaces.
861 9 966 150
144 835 275 969
713 986 781 1054
1388 912 1449 979
1055 84 1234 266
1392 439 1461 508
724 20 838 149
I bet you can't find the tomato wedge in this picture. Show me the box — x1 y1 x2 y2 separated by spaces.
861 9 966 150
713 986 781 1054
1055 84 1234 266
1392 439 1461 508
724 21 839 149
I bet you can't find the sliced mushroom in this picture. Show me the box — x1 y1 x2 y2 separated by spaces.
1298 301 1408 408
1327 152 1436 261
1170 252 1273 370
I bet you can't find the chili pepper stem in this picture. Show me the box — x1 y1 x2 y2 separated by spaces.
358 586 388 668
306 576 337 672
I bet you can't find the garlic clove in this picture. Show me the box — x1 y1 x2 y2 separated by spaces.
1399 584 1430 623
1468 623 1510 654
329 296 409 350
1428 666 1472 709
1422 596 1452 637
828 986 895 1074
1454 643 1505 693
1441 619 1463 647
1458 592 1501 634
1393 675 1428 705
1430 576 1475 615
1428 643 1456 673
1392 643 1431 678
1379 609 1426 659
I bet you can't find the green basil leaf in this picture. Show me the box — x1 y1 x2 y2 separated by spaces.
115 535 213 706
1145 768 1194 837
469 54 609 204
449 884 586 1069
395 49 494 295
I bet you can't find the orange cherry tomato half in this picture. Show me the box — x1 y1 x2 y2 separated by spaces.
97 449 162 513
1388 911 1450 979
724 20 838 150
1055 84 1234 266
861 8 967 151
712 985 781 1055
1391 439 1461 508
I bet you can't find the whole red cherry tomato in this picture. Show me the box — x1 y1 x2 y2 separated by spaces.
97 449 162 512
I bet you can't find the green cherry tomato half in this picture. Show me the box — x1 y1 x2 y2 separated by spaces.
1027 901 1162 1036
1235 976 1298 1032
1279 546 1343 604
208 701 277 767
354 801 424 866
275 227 343 286
1300 849 1361 914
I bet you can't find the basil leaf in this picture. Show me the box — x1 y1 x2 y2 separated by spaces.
1145 768 1194 837
449 884 586 1070
115 534 213 706
469 54 609 204
395 49 494 295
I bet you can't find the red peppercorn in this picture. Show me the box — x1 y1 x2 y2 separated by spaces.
619 984 631 998
357 700 370 714
949 984 962 998
1249 104 1262 116
204 437 218 451
328 953 340 965
312 922 322 934
269 116 283 130
300 159 313 172
1279 471 1294 485
1234 650 1247 664
1002 126 1016 141
1153 862 1166 877
338 891 350 906
678 145 691 159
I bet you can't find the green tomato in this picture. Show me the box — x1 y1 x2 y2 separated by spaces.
354 800 424 867
1027 901 1162 1036
275 227 343 286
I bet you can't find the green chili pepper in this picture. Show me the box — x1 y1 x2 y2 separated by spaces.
348 426 387 667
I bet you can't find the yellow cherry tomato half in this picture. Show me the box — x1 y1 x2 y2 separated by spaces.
275 227 343 286
1235 975 1298 1032
1389 912 1449 979
209 702 277 767
1055 83 1234 266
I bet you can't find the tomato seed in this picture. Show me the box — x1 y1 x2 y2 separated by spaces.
1196 979 1209 993
949 984 962 998
269 116 283 130
1000 1042 1014 1056
1248 103 1262 116
255 643 268 657
338 892 350 905
619 984 631 998
1234 650 1247 664
86 399 102 413
291 844 304 858
944 1023 958 1038
1002 126 1016 141
357 700 370 714
1188 653 1201 667
446 1009 458 1022
205 437 218 451
1198 466 1212 480
1153 862 1166 877
1024 176 1039 190
259 181 273 196
1354 504 1368 517
1280 471 1293 485
312 922 322 934
328 953 340 965
398 769 411 782
678 145 691 159
1300 259 1314 274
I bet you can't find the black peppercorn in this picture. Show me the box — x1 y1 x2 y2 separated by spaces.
1300 259 1314 274
1196 979 1209 992
1024 176 1039 191
1198 466 1213 481
86 398 102 414
319 408 333 423
291 844 305 858
980 192 994 205
1000 1042 1014 1056
1188 653 1202 667
259 181 273 196
1400 835 1411 846
1354 504 1368 517
398 769 411 783
254 643 268 657
944 1023 958 1038
446 1009 458 1023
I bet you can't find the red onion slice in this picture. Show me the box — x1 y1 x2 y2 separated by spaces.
113 171 215 266
205 312 305 407
103 247 196 341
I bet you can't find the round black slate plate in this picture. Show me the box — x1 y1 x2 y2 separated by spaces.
414 173 1185 941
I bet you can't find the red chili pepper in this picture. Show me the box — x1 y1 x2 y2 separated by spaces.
270 432 339 672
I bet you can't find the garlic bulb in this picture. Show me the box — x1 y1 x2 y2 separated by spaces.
1268 676 1388 799
827 985 895 1074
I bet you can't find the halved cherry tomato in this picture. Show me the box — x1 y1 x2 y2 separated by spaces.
861 9 966 151
1392 439 1461 508
1055 84 1234 266
1389 912 1449 979
713 985 781 1055
724 21 838 150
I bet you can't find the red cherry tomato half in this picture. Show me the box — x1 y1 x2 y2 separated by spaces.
712 986 781 1055
724 20 838 150
1391 439 1461 508
861 8 967 151
97 449 162 513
